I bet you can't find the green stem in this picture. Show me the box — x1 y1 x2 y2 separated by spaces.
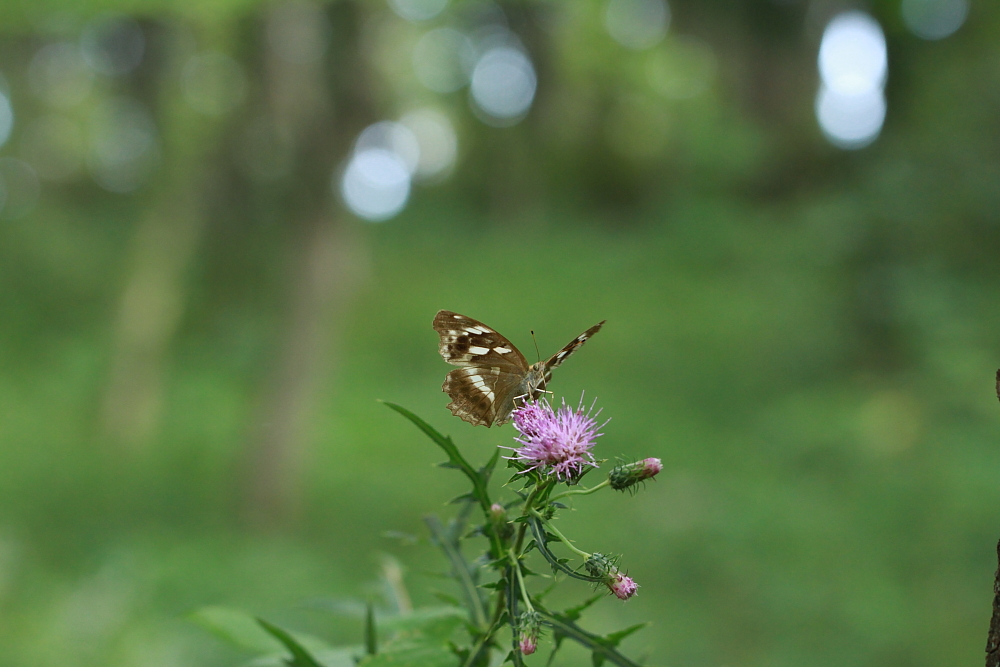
513 478 553 554
510 549 535 613
549 480 610 502
530 510 591 560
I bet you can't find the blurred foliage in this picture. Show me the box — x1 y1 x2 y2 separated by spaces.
0 0 998 666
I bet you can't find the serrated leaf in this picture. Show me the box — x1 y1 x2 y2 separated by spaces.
536 609 643 667
447 493 476 505
383 403 491 513
605 623 650 646
562 594 604 621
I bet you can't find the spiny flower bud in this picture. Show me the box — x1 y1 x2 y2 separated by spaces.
489 503 513 540
584 552 617 579
585 552 639 600
609 457 662 492
517 611 542 655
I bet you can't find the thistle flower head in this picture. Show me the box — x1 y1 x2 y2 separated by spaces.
507 395 605 482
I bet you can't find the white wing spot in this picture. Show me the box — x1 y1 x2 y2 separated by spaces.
494 346 511 354
465 326 490 335
468 346 490 355
453 314 463 319
483 389 495 402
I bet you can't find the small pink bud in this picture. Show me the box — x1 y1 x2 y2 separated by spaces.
608 572 639 600
609 457 662 492
639 458 662 479
517 611 541 655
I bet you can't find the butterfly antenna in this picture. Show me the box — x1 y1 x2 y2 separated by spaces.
530 330 541 364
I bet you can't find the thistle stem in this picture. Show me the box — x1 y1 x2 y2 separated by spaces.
550 479 610 502
530 510 592 560
514 478 553 553
508 549 535 613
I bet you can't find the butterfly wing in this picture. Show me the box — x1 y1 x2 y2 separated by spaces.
540 320 606 386
433 310 531 427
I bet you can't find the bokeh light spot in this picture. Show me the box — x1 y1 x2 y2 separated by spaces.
815 85 886 149
818 11 886 96
181 52 248 116
355 121 421 175
399 108 458 180
390 0 449 22
339 145 411 222
28 42 94 108
88 97 160 193
902 0 968 40
469 46 536 125
816 11 887 150
413 28 475 93
80 14 145 77
604 0 670 50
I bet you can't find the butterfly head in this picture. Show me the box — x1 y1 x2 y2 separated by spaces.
519 363 550 403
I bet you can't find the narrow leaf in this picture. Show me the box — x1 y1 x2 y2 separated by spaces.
257 618 325 667
383 403 488 503
425 515 489 631
364 602 377 656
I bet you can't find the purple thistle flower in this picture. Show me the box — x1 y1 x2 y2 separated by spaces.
506 395 606 482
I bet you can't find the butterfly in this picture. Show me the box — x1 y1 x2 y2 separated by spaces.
433 310 605 427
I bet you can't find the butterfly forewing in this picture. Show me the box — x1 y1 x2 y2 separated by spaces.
541 320 606 385
433 310 604 427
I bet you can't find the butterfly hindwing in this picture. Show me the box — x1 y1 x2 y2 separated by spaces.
434 310 530 427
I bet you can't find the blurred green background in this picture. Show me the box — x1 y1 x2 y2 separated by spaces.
0 0 998 665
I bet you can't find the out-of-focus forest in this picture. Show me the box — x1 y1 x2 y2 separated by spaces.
0 0 998 664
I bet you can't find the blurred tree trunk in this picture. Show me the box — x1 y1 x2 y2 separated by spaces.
102 21 228 447
240 0 374 529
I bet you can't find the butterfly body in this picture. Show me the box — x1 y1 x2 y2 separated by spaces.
433 310 604 427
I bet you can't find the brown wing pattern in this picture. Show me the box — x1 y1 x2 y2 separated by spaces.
433 310 530 427
541 320 606 385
